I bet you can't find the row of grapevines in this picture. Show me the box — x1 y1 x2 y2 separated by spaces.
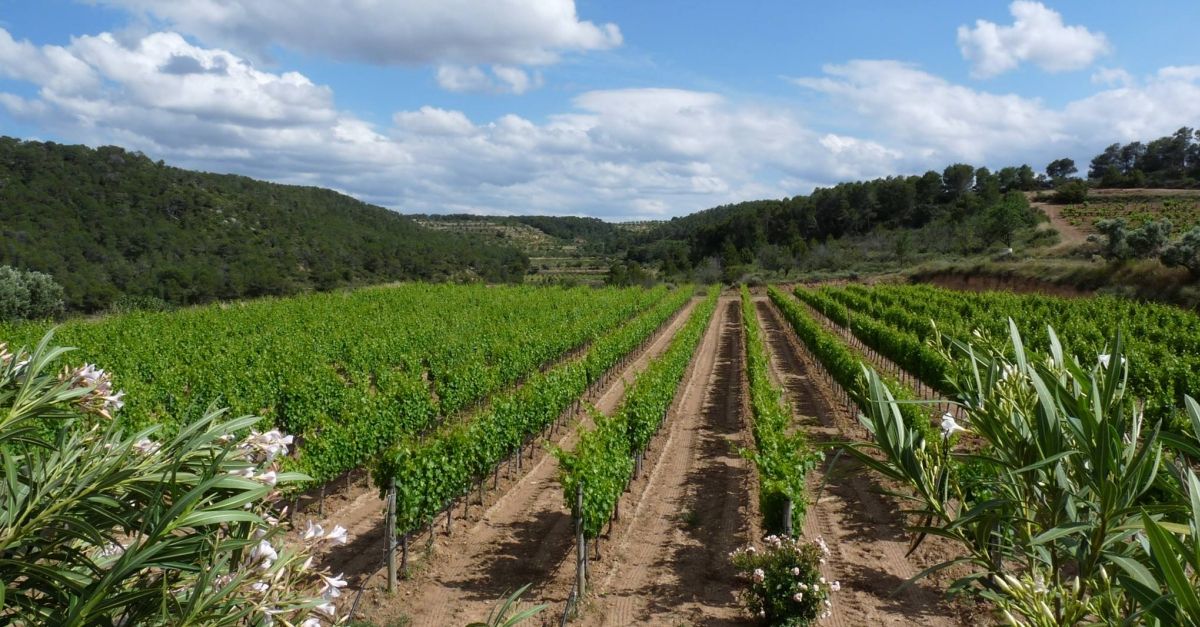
793 287 950 393
767 287 940 445
740 287 820 533
837 284 1200 425
0 283 668 482
558 288 719 538
373 286 698 535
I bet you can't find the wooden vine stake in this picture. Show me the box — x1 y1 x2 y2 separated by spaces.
385 476 397 592
783 498 794 537
575 481 586 598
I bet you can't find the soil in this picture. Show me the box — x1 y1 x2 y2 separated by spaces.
577 295 758 626
1033 199 1088 251
327 297 703 626
752 297 985 626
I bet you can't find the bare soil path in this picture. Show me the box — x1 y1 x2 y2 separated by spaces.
752 297 978 626
578 295 758 626
338 297 701 626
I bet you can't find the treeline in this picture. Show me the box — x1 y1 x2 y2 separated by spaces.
1089 127 1200 188
628 163 1043 273
0 138 528 313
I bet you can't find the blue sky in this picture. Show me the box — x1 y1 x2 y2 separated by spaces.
1 1 1198 220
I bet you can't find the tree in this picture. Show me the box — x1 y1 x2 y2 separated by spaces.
1093 219 1129 260
941 163 976 202
1161 226 1200 277
1045 158 1078 181
981 192 1034 247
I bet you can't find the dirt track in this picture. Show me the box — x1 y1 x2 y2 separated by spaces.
752 297 972 626
578 295 757 626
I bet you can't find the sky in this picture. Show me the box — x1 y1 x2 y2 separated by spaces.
0 1 1198 221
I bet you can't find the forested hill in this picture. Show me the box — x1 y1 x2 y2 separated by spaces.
0 137 528 311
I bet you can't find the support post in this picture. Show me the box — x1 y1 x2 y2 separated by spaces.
385 477 397 592
575 482 586 598
783 498 794 537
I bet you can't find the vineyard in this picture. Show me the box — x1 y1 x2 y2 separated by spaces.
5 280 1200 626
1060 195 1200 231
0 284 674 482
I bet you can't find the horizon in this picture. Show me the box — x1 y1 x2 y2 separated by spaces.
1 1 1197 221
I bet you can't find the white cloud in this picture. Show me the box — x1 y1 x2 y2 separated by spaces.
435 64 542 94
792 60 1200 171
1091 66 1133 87
94 0 621 67
957 1 1109 77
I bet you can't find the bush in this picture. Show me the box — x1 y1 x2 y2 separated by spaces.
0 333 344 624
731 535 838 625
1053 180 1089 204
1161 225 1200 277
1126 219 1173 258
0 265 65 320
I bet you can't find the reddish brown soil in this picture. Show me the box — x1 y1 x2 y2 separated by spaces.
578 296 758 626
753 297 987 626
326 297 702 626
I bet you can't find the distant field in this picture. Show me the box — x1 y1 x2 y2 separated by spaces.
1059 189 1200 232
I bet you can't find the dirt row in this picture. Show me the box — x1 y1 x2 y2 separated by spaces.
752 297 985 626
298 295 698 623
304 290 988 625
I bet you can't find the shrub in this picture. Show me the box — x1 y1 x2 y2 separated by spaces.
0 333 345 624
730 535 838 625
1053 180 1089 204
1161 225 1200 277
0 265 65 320
847 323 1200 625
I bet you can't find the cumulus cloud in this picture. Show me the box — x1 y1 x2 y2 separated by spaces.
791 60 1200 170
435 64 542 94
94 0 621 66
957 1 1109 77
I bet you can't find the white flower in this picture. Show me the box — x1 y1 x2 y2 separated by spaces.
819 576 826 584
320 573 348 599
325 525 348 545
250 539 277 565
798 583 808 591
940 413 965 437
824 599 832 607
258 470 278 487
831 580 841 592
300 619 322 627
1098 354 1110 367
132 438 160 455
791 567 801 576
303 521 324 541
814 536 830 556
300 556 314 572
752 568 765 583
316 602 337 618
251 581 269 593
793 592 804 602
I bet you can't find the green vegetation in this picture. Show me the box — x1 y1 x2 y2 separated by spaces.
374 285 694 536
1 283 664 483
558 287 718 538
1060 195 1200 231
739 286 820 533
0 334 341 625
817 284 1200 428
850 327 1200 625
0 138 528 312
730 536 836 625
1088 127 1200 188
0 264 64 321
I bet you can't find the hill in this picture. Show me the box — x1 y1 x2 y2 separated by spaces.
0 138 528 312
